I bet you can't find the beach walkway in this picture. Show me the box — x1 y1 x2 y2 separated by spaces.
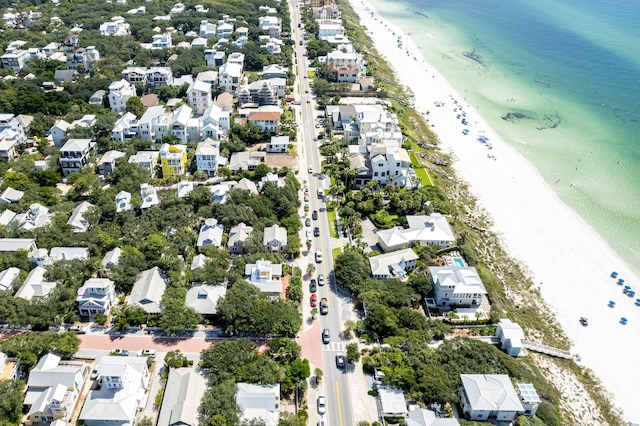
522 340 572 359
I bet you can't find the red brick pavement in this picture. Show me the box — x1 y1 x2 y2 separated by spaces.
78 334 214 353
296 318 322 368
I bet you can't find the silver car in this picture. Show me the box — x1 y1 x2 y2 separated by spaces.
317 395 327 414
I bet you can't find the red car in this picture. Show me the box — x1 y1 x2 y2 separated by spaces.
310 294 317 307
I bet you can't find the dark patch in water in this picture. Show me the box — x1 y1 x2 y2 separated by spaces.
462 49 483 65
502 112 532 122
412 10 429 19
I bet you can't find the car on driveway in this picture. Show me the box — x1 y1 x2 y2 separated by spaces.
312 210 318 220
112 349 129 356
68 325 86 334
138 349 156 358
318 274 325 286
320 298 328 315
317 395 327 414
335 352 346 368
310 294 317 307
90 368 99 379
313 227 320 237
310 279 317 293
322 328 330 344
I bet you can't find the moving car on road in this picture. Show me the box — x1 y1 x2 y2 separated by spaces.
320 298 328 315
315 250 323 263
322 328 330 344
313 227 320 237
312 210 318 220
335 352 346 368
318 274 325 286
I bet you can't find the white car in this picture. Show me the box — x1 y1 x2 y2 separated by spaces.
315 250 323 263
317 395 327 414
138 349 156 358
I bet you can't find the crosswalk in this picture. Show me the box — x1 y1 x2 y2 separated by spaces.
323 342 345 352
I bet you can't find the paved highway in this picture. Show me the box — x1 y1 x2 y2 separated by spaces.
289 1 355 424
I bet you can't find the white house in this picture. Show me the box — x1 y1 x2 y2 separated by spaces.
199 20 217 38
495 318 525 357
248 111 281 133
237 383 280 425
177 181 194 198
76 278 117 318
151 33 173 49
318 22 344 40
217 62 243 92
128 266 167 314
157 368 206 426
146 67 173 88
459 374 524 422
216 22 234 38
67 201 94 233
80 356 150 426
185 284 226 315
258 16 282 38
201 104 230 139
16 203 53 232
0 267 20 292
377 213 456 252
50 247 90 262
429 266 488 309
59 138 95 177
186 80 212 114
108 79 136 113
50 120 70 146
197 218 224 248
136 106 166 141
262 64 287 79
244 260 282 296
102 247 122 272
129 151 159 176
406 405 460 426
515 383 541 416
228 222 253 254
1 49 30 73
115 191 133 213
195 138 221 177
263 224 287 253
369 248 418 279
140 183 160 210
99 16 130 36
97 150 126 176
378 387 408 418
266 135 289 153
14 266 57 300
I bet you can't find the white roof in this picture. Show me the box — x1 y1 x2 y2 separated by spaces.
197 218 224 247
50 247 90 261
14 266 57 300
0 267 20 291
369 248 418 277
67 201 94 232
128 267 167 313
60 138 93 152
497 318 525 342
187 79 211 93
185 284 226 314
0 209 16 226
429 266 487 296
403 213 455 244
102 247 122 268
237 383 280 426
407 406 461 426
196 139 219 155
460 374 524 412
157 368 206 426
378 388 408 416
177 181 194 198
0 187 24 203
0 238 35 252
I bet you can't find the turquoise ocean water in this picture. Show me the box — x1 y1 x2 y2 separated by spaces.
364 0 640 272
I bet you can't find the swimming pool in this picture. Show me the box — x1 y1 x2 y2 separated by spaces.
452 257 465 267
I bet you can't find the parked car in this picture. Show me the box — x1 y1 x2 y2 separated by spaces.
308 166 313 173
317 395 327 414
312 210 318 220
315 250 323 263
112 349 129 356
304 192 309 202
321 329 330 344
320 298 328 315
313 227 320 237
310 279 317 293
138 349 156 358
68 325 86 334
310 294 317 307
318 274 325 286
90 368 99 379
335 352 346 368
305 217 311 227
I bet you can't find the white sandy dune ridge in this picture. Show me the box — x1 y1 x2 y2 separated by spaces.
348 0 640 422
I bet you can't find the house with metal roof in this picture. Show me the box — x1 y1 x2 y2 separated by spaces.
495 318 526 357
0 186 24 204
128 266 167 314
430 265 488 311
244 260 282 296
0 267 20 292
228 222 253 254
158 368 207 426
378 387 408 418
377 213 456 252
197 218 224 248
185 284 226 315
0 237 37 253
459 374 524 422
67 201 94 233
263 224 287 253
50 247 90 262
406 405 460 426
76 278 117 318
14 266 57 300
369 248 418 280
237 383 280 425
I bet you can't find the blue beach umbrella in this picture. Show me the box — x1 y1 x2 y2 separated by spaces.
609 300 616 307
618 278 625 284
611 271 619 278
629 291 636 297
621 317 628 324
636 298 640 305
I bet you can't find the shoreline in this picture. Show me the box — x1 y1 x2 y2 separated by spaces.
347 0 640 422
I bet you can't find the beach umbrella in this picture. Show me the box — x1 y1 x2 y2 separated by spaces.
629 291 636 296
625 285 631 290
618 278 625 284
611 271 619 278
609 300 616 307
621 317 628 324
636 298 640 305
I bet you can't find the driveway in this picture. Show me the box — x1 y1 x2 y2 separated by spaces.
360 218 380 253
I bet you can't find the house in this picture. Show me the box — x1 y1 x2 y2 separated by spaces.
196 70 218 86
0 352 19 381
187 80 212 114
459 374 524 422
406 405 460 426
16 203 53 232
50 120 71 147
0 210 16 226
204 49 225 67
228 151 266 174
237 383 280 425
59 138 94 177
0 238 37 254
108 79 136 113
201 104 230 139
369 248 418 279
191 254 207 270
216 22 234 38
80 356 150 426
14 266 57 301
263 224 287 253
191 37 208 48
258 16 282 38
146 67 173 88
245 260 283 295
515 383 541 416
199 20 217 38
102 247 122 271
248 111 281 133
76 278 117 318
197 218 224 248
0 187 24 204
195 139 221 177
495 318 525 357
177 181 194 198
50 247 90 262
260 173 285 190
129 151 159 176
23 354 86 425
67 201 94 233
89 89 106 105
128 266 167 314
159 143 187 177
217 62 243 92
318 21 345 40
162 105 197 144
121 66 147 86
377 213 456 252
228 222 253 254
66 46 100 71
111 113 138 143
136 106 165 141
62 35 79 51
99 16 130 36
347 142 414 189
170 2 185 13
237 177 259 195
1 49 30 73
430 266 488 309
157 368 207 426
0 267 20 292
185 284 226 315
97 150 126 176
266 135 289 153
0 136 18 159
151 33 173 49
140 183 160 210
262 64 287 79
115 191 133 213
194 4 208 13
378 387 408 418
210 182 235 204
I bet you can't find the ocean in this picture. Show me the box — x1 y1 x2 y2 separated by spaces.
364 0 640 272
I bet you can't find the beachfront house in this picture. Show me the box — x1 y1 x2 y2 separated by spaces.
495 318 525 357
429 265 491 318
376 213 456 252
459 374 524 422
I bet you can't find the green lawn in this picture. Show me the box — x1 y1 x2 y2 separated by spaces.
408 151 420 167
332 247 342 260
327 209 338 238
415 168 433 186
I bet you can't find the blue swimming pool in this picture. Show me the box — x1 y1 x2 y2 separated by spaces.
453 257 465 267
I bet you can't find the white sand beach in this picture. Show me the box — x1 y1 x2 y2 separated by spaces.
349 0 640 421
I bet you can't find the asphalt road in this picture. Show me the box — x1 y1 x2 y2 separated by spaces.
290 1 355 424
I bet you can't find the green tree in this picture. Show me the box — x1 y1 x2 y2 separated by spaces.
165 350 189 368
160 287 201 335
0 379 25 424
199 379 240 424
126 96 146 118
346 343 360 363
